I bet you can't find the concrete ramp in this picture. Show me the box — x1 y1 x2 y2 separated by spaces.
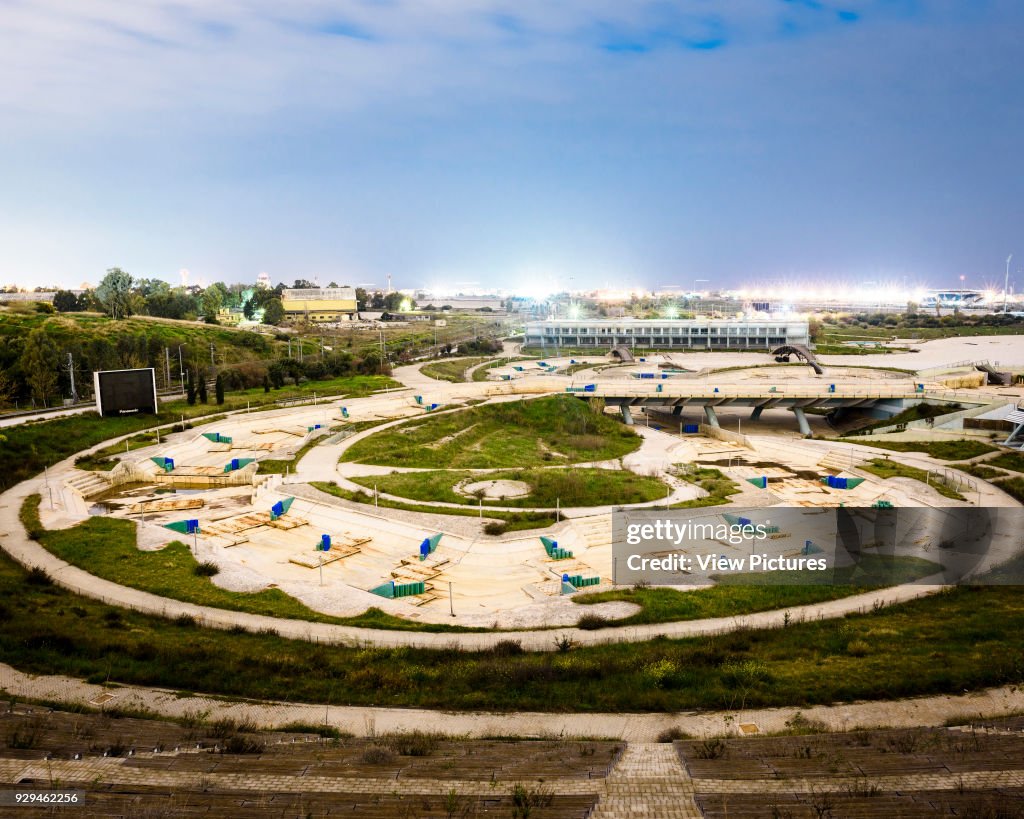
975 361 1013 386
609 345 635 363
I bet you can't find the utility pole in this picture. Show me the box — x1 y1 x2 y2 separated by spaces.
164 347 171 389
178 346 185 395
209 342 215 367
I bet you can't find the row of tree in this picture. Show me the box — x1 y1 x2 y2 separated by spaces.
45 269 415 325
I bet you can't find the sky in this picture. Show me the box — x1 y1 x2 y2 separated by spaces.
1 0 1022 294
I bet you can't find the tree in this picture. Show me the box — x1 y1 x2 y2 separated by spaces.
198 373 208 404
263 298 285 325
0 371 15 408
186 369 196 405
52 291 81 312
215 373 225 405
355 288 368 311
292 279 316 289
201 286 224 323
95 268 135 319
20 327 60 406
262 374 271 393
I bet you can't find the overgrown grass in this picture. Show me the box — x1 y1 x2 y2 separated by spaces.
342 395 641 469
348 468 668 508
574 556 941 626
0 540 1021 711
0 375 397 493
860 458 966 500
987 452 1024 474
950 463 1009 481
841 403 964 436
669 466 740 509
310 481 558 533
993 477 1024 504
420 356 494 383
21 495 477 633
471 356 537 382
835 439 997 460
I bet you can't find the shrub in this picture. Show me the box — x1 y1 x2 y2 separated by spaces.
492 639 524 657
846 638 871 657
26 566 51 586
577 613 611 630
382 730 441 757
483 521 507 536
359 745 395 764
657 727 692 743
220 735 266 754
193 561 219 577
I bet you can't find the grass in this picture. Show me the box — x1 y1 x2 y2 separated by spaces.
471 356 538 382
993 477 1024 504
420 356 494 383
835 439 998 460
0 375 397 493
311 481 558 533
987 452 1024 474
860 458 966 501
669 466 740 509
0 540 1022 711
342 395 642 469
20 495 478 633
348 468 668 508
841 403 964 436
573 555 941 627
949 463 1009 480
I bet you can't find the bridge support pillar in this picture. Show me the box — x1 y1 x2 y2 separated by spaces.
672 406 683 416
704 405 720 428
750 406 764 421
793 407 812 437
620 405 634 425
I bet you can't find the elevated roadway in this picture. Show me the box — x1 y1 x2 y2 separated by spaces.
564 381 978 436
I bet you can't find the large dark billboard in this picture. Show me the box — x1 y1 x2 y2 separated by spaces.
93 368 159 416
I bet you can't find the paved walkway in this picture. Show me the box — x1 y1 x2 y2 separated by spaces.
2 662 1021 742
592 743 700 818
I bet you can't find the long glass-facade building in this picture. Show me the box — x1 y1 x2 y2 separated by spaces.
523 318 810 350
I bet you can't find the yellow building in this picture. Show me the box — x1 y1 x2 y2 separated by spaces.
281 287 358 323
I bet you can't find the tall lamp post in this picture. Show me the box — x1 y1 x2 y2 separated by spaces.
1006 255 1014 314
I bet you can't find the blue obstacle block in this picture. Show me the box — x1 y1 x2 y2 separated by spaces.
584 384 596 392
321 534 331 552
683 424 699 433
271 501 284 518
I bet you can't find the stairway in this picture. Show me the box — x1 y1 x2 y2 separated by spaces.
818 450 862 472
64 469 112 500
592 742 701 818
571 513 612 550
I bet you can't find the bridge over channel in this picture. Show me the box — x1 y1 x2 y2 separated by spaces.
565 382 964 437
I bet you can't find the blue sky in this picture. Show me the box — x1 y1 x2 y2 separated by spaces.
1 0 1022 292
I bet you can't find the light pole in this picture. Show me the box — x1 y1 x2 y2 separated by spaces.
1006 255 1013 314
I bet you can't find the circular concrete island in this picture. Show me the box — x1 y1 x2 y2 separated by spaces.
457 478 532 499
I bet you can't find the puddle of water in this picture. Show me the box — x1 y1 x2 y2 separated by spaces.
87 483 215 515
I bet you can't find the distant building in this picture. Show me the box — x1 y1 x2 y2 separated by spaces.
415 293 504 311
256 271 271 289
524 318 809 350
0 291 56 303
281 287 358 322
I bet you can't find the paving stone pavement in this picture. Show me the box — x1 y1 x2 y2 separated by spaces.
592 743 702 818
